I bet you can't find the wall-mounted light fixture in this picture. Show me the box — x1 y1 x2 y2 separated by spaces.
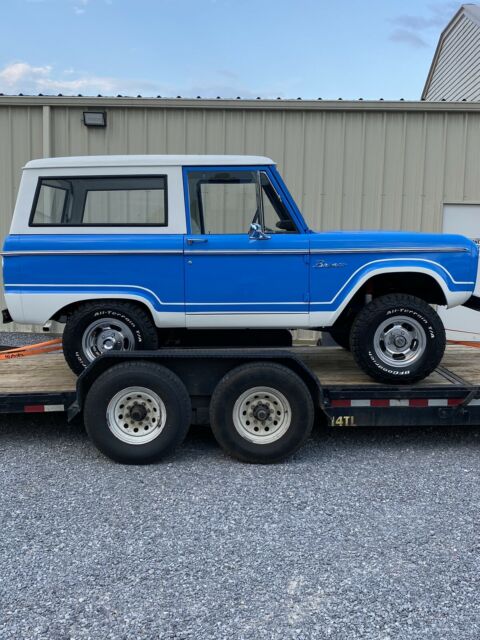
83 111 107 127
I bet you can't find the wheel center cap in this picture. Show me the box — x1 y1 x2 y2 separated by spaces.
394 335 407 348
252 403 271 422
99 331 121 351
129 403 148 422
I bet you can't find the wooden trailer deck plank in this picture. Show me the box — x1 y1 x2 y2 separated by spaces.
0 343 477 395
0 352 76 393
295 343 480 386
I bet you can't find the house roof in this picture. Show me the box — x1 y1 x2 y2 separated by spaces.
422 4 480 100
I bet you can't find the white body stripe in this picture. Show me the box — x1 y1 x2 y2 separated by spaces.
4 261 473 326
310 259 474 308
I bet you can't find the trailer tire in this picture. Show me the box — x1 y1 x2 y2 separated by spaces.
210 362 314 463
63 301 158 374
84 361 191 464
350 293 446 384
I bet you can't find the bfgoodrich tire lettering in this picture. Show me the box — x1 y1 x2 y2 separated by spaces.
350 294 446 384
63 301 158 374
83 362 191 464
209 362 314 463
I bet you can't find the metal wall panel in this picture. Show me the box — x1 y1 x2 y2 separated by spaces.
425 15 480 101
1 97 480 332
0 105 44 331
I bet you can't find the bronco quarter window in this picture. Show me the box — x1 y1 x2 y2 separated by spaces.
30 176 168 226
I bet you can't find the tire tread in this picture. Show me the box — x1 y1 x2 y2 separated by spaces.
210 361 314 463
63 300 158 374
350 293 446 384
84 360 191 464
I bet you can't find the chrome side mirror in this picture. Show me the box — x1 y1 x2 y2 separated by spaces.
249 222 271 240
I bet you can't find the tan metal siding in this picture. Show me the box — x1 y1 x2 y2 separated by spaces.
425 15 480 101
0 106 44 331
1 98 480 332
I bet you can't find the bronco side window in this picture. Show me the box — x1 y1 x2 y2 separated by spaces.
187 170 298 234
188 171 258 234
30 176 168 227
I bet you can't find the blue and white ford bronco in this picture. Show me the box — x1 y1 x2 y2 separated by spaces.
3 154 480 383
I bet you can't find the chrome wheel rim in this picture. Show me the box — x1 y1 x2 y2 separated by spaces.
82 318 135 362
233 386 291 445
106 386 166 445
373 315 426 368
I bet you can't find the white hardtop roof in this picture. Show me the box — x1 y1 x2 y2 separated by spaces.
24 154 275 170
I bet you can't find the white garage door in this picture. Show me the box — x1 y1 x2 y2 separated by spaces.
440 204 480 342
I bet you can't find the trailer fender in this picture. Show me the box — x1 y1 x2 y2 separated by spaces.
69 349 326 422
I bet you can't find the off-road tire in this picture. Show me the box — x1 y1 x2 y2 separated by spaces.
63 301 158 374
350 294 446 384
84 361 191 464
210 362 314 463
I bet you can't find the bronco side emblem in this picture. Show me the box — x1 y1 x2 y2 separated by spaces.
313 260 347 269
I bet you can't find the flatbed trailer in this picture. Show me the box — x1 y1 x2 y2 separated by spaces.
1 343 480 463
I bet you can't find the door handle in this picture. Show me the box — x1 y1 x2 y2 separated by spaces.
186 237 208 244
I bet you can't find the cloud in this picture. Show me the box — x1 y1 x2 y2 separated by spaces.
217 69 240 80
70 0 113 14
389 28 428 49
25 0 113 11
0 62 51 86
389 2 461 48
0 61 290 99
0 61 159 95
73 0 88 14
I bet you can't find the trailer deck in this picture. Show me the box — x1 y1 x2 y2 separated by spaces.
0 344 479 423
0 343 476 392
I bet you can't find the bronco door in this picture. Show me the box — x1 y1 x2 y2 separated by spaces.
183 166 309 328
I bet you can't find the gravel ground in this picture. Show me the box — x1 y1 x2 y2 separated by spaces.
0 335 479 639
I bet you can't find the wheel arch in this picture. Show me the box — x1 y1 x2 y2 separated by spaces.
329 267 453 329
51 294 157 325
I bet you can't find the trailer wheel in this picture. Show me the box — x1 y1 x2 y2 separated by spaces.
83 362 191 464
210 362 314 463
350 293 446 384
63 301 158 374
